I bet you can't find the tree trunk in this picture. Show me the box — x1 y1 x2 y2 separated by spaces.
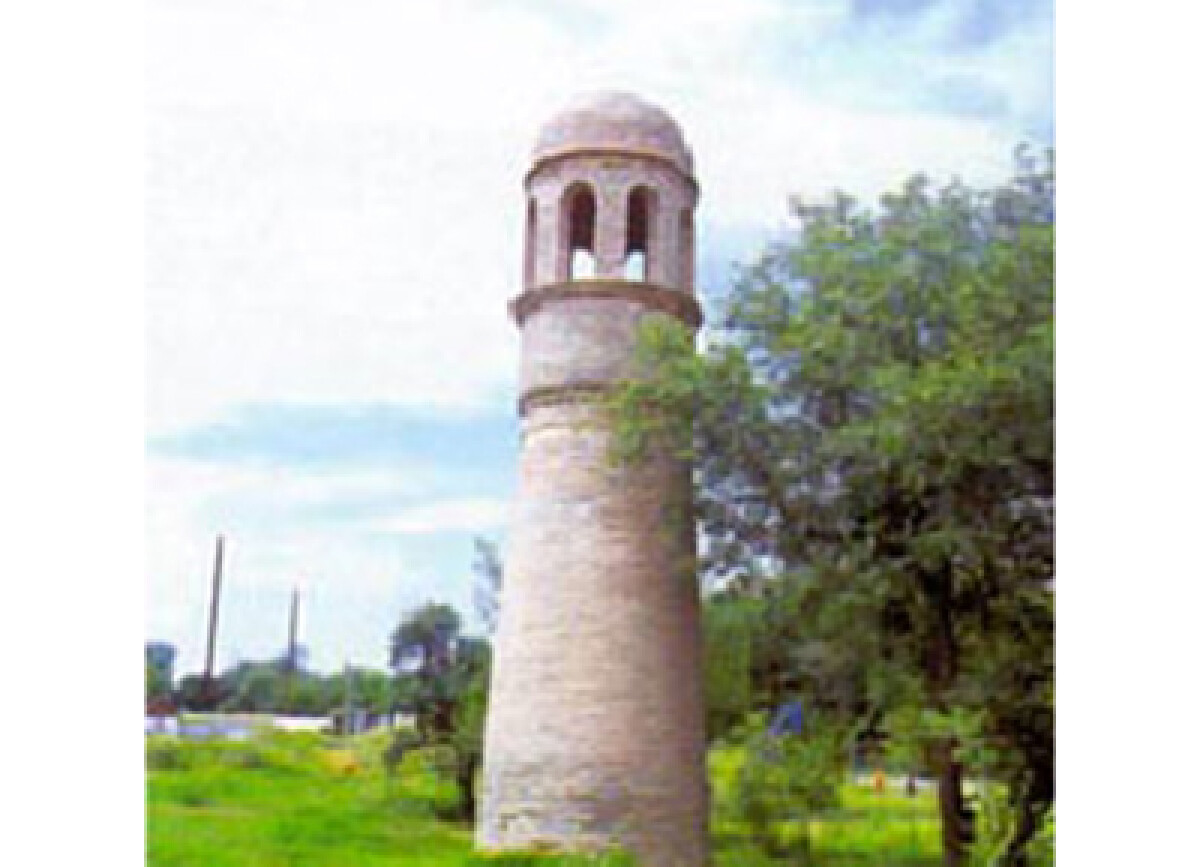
932 739 973 867
923 565 973 867
458 751 479 823
1001 795 1039 867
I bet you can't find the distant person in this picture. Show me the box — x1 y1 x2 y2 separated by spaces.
767 700 803 737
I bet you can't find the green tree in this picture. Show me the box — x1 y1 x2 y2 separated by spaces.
284 671 332 716
175 673 213 711
701 593 766 742
611 152 1054 867
350 667 395 720
733 717 845 864
220 660 285 713
146 663 168 702
389 602 464 739
472 537 503 636
145 641 176 701
439 641 491 822
387 602 490 822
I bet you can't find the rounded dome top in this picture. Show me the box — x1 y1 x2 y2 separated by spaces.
532 91 694 177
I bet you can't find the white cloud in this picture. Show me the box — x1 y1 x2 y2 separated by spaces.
684 80 1018 232
146 110 524 433
145 0 582 433
368 497 510 536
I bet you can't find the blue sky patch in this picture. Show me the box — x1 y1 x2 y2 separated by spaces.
151 402 520 471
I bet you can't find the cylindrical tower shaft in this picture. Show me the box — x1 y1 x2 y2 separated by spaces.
479 93 707 866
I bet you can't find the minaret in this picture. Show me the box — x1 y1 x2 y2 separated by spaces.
479 93 707 866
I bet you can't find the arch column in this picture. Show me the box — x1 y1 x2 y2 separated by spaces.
538 199 558 287
552 193 571 282
653 202 676 287
594 185 627 280
678 208 695 292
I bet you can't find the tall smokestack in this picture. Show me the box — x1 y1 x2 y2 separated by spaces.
201 534 224 706
287 587 299 672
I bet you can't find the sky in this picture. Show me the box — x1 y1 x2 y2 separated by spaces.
145 0 1055 677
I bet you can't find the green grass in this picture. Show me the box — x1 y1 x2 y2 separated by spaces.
147 730 1050 865
707 745 1053 866
147 730 469 866
708 744 944 866
147 730 630 866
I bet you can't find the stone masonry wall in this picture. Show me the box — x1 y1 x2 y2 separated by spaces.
479 400 707 866
480 114 707 867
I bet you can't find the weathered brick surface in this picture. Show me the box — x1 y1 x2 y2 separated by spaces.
479 94 708 867
517 294 691 398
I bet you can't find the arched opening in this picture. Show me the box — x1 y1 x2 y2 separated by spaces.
523 198 537 287
562 183 596 280
679 207 695 291
624 186 654 281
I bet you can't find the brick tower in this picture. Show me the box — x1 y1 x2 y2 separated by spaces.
478 92 707 866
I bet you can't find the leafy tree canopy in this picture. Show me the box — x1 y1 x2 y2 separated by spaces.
390 602 463 676
145 641 177 697
386 600 490 823
611 149 1053 867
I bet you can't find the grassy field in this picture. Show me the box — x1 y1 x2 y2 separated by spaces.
147 730 465 866
707 744 943 866
146 728 633 866
146 728 1049 865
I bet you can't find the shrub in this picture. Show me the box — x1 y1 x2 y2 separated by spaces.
322 749 361 776
384 727 424 775
145 729 318 776
729 721 845 864
146 736 193 771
